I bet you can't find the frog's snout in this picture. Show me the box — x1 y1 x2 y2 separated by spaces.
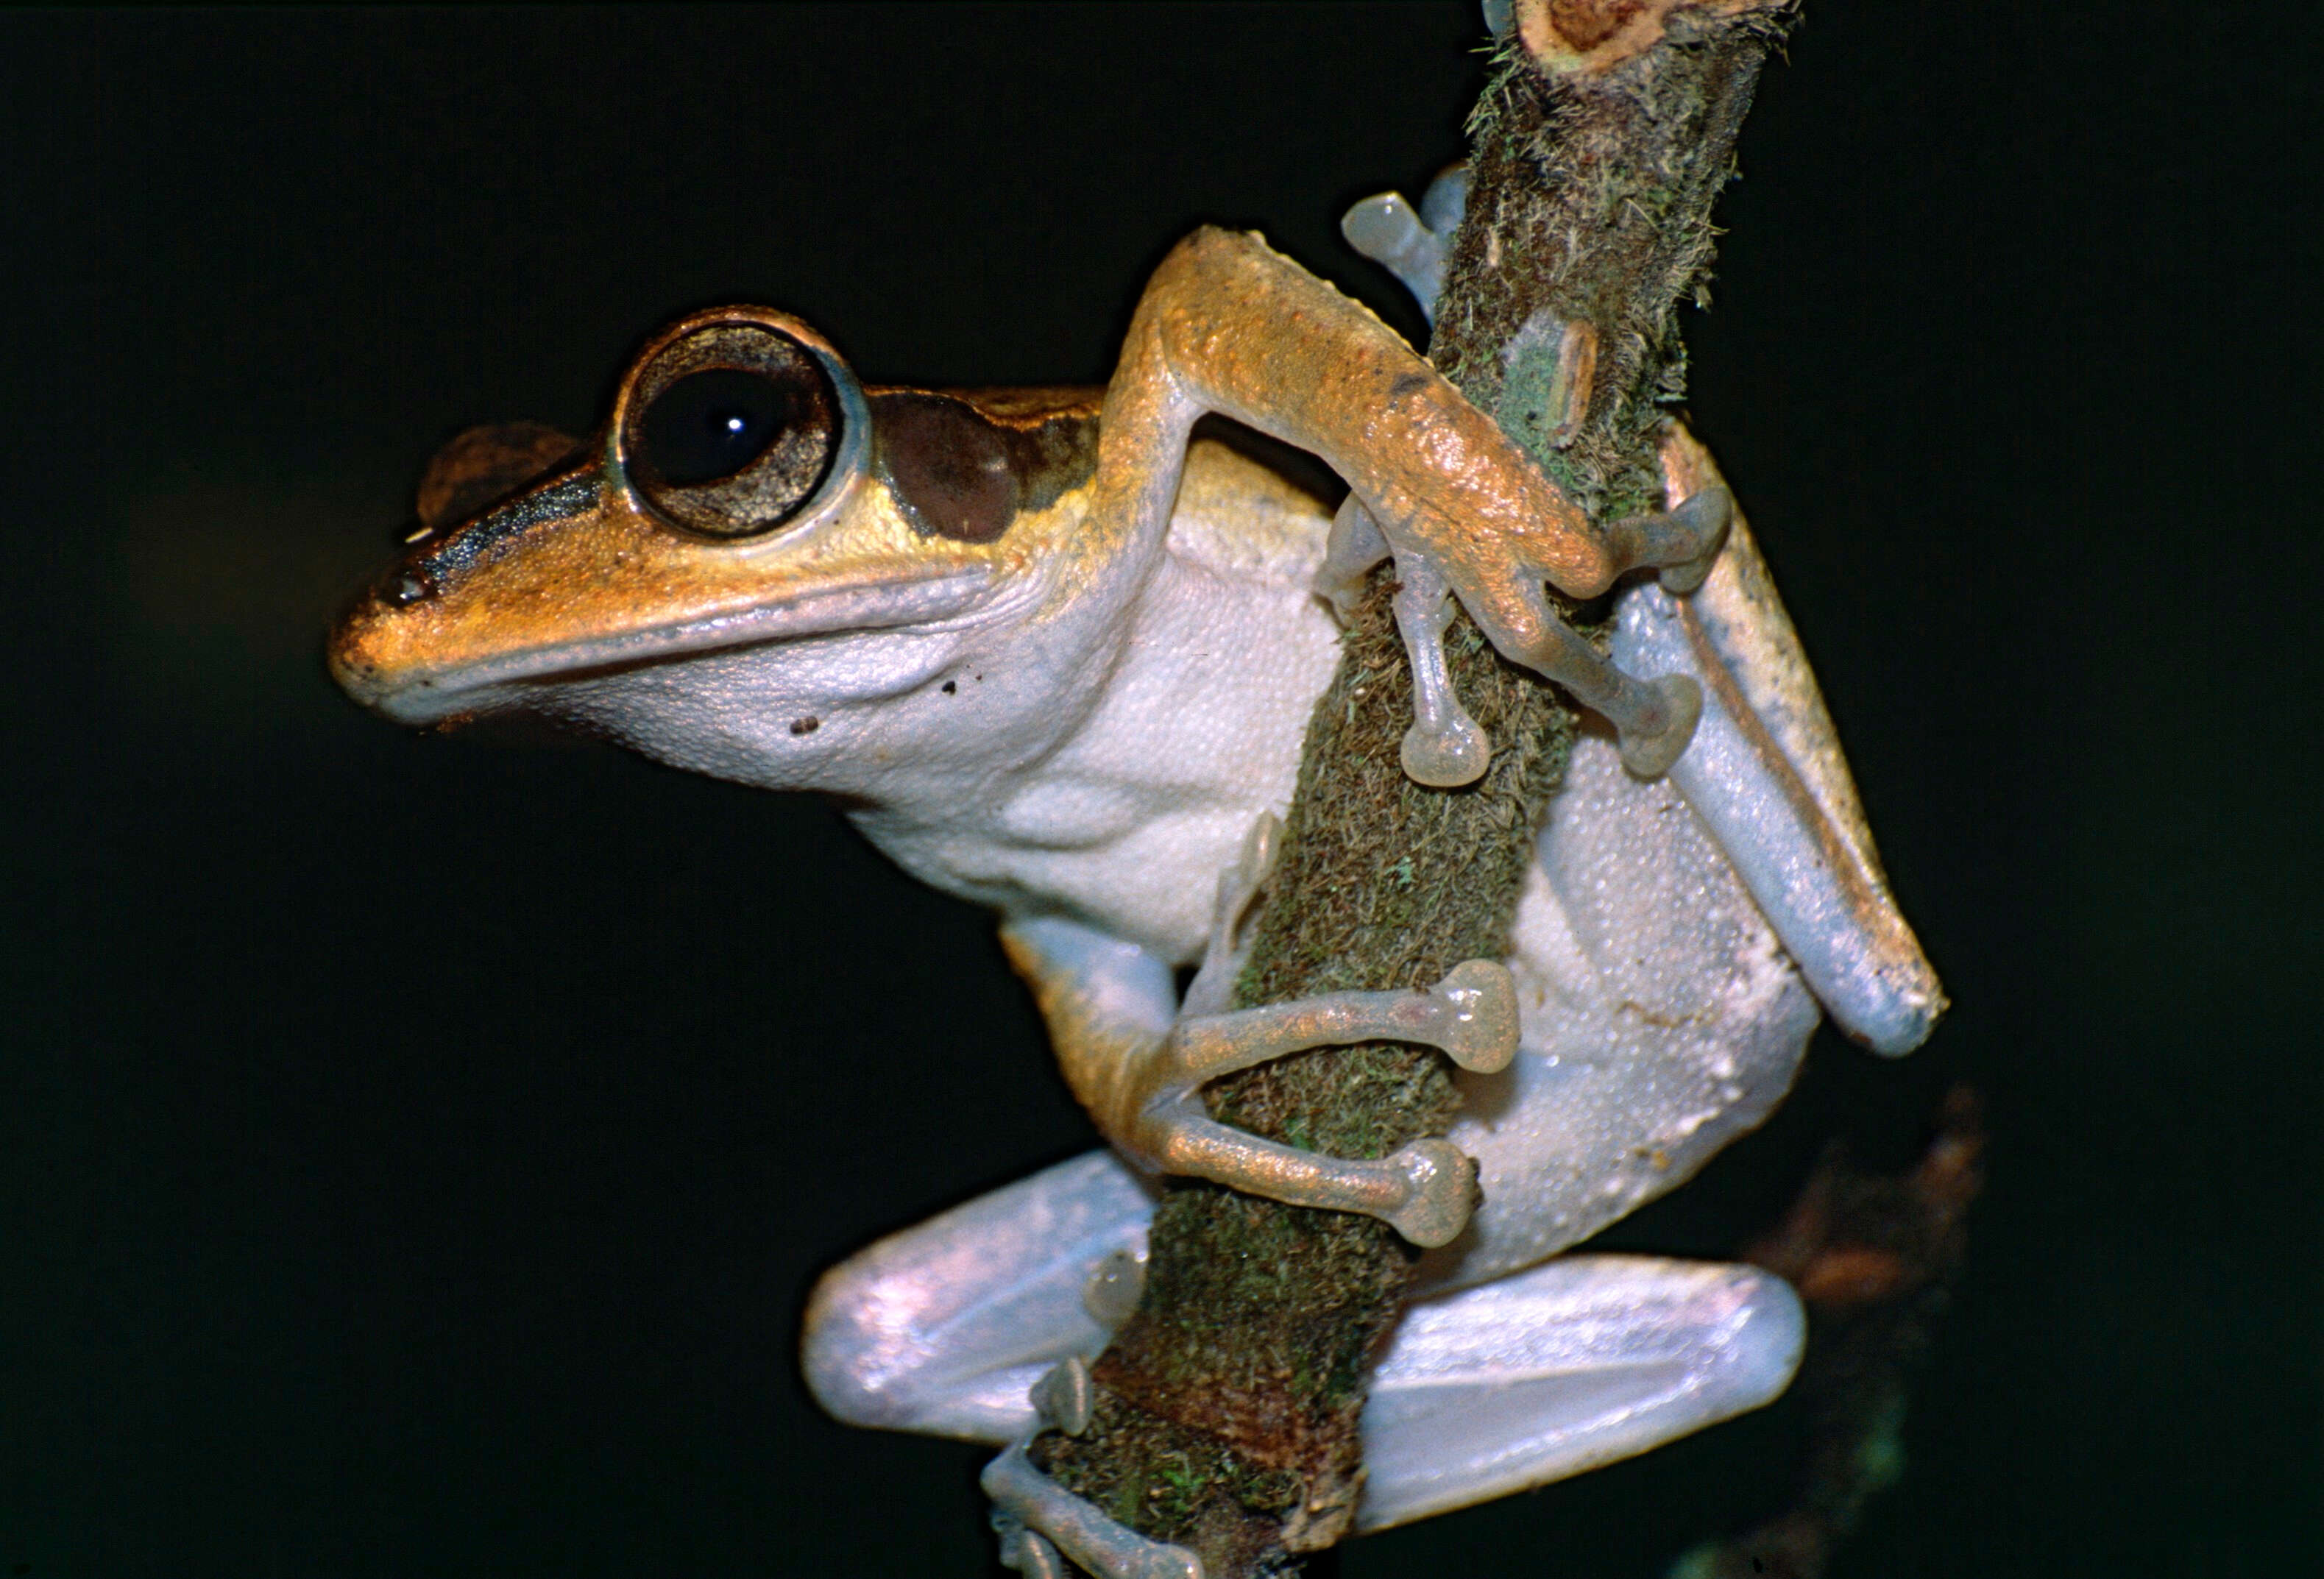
327 592 402 716
327 575 456 724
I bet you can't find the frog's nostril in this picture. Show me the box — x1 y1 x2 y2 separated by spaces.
385 569 435 607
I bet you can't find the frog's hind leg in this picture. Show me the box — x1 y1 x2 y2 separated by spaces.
801 1148 1155 1443
1616 425 1946 1054
1354 1253 1806 1531
807 1162 1802 1554
804 1140 1202 1577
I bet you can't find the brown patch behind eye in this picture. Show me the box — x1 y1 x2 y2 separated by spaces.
416 422 584 533
871 391 1099 543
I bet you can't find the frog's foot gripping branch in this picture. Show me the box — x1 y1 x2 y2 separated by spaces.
1004 824 1520 1249
1318 489 1729 785
1123 957 1519 1246
1097 224 1726 792
985 1356 1205 1579
1333 173 1732 786
809 1155 1809 1564
1124 812 1518 1247
1450 483 1726 782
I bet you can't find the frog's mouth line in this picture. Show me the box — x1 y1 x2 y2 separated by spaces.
352 566 997 724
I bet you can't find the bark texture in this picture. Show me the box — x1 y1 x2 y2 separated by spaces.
1037 7 1800 1572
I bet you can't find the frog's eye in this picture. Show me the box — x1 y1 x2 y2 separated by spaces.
621 322 843 538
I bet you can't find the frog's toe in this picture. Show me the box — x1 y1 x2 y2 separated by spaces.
982 1442 1205 1579
1083 1244 1148 1327
1616 674 1703 781
1657 547 1718 596
1386 537 1493 788
1341 191 1450 323
1434 959 1520 1074
1317 495 1392 623
1649 485 1734 594
1382 1138 1479 1249
1030 1355 1095 1437
1448 574 1707 781
1401 711 1491 787
993 1511 1070 1579
1418 161 1470 238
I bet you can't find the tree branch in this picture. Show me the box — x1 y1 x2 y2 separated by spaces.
1038 6 1800 1572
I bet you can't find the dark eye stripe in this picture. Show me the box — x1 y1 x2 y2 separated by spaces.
413 473 599 583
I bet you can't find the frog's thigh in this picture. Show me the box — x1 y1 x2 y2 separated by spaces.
1355 1255 1805 1532
1623 428 1946 1056
801 1148 1154 1444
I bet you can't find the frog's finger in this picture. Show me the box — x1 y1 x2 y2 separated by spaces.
1434 547 1706 779
1000 913 1511 1248
1340 163 1470 326
1620 426 1946 1054
1384 537 1492 787
1339 190 1449 324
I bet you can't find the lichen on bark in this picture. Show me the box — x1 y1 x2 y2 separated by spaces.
1036 6 1801 1573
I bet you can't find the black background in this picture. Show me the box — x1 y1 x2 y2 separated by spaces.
7 4 2317 1575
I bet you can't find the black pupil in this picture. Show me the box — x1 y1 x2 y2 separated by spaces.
637 367 796 486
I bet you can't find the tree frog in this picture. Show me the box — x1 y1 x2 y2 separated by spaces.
332 220 1940 1578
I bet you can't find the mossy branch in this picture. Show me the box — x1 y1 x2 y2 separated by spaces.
1037 6 1799 1572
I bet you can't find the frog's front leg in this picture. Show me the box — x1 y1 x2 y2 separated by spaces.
1097 227 1726 782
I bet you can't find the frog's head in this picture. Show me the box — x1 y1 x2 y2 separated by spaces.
331 307 1114 792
